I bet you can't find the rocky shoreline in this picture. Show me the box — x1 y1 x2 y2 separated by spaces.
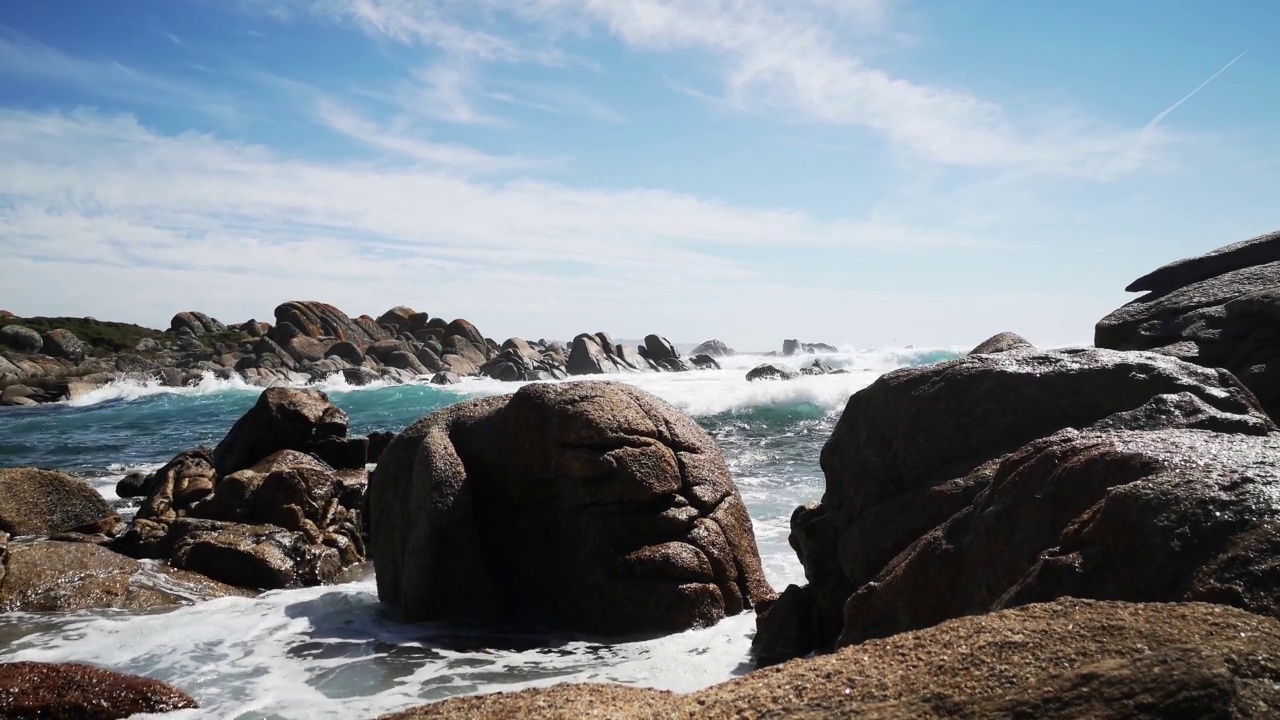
6 230 1280 718
0 301 847 406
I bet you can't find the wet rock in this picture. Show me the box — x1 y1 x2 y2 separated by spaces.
799 358 834 376
968 331 1034 354
0 325 42 353
754 346 1277 665
0 661 198 719
115 472 149 499
368 381 774 636
430 372 459 385
745 363 799 382
40 329 87 361
0 385 36 406
168 519 341 590
0 468 120 537
212 387 349 477
690 339 734 357
0 541 250 612
383 600 1280 720
690 354 721 370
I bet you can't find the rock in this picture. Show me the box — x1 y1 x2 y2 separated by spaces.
0 385 36 406
566 333 631 375
642 334 680 363
212 387 349 477
1096 230 1280 420
282 336 327 363
0 310 12 318
442 335 487 368
134 337 160 352
368 381 774 636
0 324 42 353
746 363 799 382
40 329 87 361
115 472 149 499
0 468 120 537
0 541 250 612
239 319 268 337
168 519 342 589
782 338 800 356
377 306 417 334
382 599 1280 720
690 354 721 370
754 346 1277 665
272 301 388 349
430 372 459 385
136 449 218 522
341 367 380 387
444 318 489 358
690 339 734 357
326 341 364 366
800 358 833 376
170 311 225 337
367 431 395 464
386 350 429 375
968 331 1034 354
0 661 198 718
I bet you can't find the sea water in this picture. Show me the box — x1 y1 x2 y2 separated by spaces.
0 347 960 719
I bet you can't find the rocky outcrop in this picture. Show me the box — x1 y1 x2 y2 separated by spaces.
565 333 639 375
170 311 226 337
0 469 121 537
479 338 567 382
783 339 838 356
0 661 198 719
382 599 1280 720
40 329 87 361
272 301 388 349
0 325 41 353
1096 230 1280 420
968 331 1033 354
377 306 418 335
638 334 689 371
110 389 372 590
745 363 798 382
753 346 1280 665
368 382 774 636
0 540 251 613
212 387 354 476
690 339 734 357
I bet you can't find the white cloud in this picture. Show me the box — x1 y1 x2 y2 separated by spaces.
286 0 1172 176
1 108 1005 344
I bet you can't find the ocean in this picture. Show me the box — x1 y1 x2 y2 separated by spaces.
0 347 961 719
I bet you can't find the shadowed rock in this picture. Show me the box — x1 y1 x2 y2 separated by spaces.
753 346 1277 665
380 600 1280 720
690 339 734 357
0 661 198 719
968 331 1033 354
368 381 774 637
0 469 120 537
212 387 349 477
746 363 798 382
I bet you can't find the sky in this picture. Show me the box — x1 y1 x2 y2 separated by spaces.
1 1 1277 351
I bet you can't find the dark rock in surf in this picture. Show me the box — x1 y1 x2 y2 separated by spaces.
0 661 199 718
212 387 349 477
368 381 774 636
968 331 1034 355
0 468 121 537
753 346 1279 666
746 363 799 382
690 354 721 370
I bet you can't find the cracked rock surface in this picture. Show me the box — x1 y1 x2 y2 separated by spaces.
367 381 774 635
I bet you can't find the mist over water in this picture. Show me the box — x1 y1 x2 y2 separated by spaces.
0 347 961 719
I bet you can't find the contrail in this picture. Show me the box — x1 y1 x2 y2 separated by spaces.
1144 49 1248 132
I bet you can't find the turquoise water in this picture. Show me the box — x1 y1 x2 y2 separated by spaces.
0 348 960 719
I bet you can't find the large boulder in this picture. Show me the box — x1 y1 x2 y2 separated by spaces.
0 469 120 536
272 301 388 349
746 363 799 382
212 387 350 477
40 329 87 361
0 662 198 719
1096 230 1280 418
377 306 417 334
170 311 225 337
444 318 489 358
565 333 631 375
0 324 42 353
753 346 1278 665
0 540 250 612
368 382 774 636
690 339 734 357
382 599 1280 720
968 331 1034 354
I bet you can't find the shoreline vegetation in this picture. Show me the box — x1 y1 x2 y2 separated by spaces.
6 230 1280 718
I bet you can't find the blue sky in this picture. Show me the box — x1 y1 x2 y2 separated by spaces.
1 0 1276 350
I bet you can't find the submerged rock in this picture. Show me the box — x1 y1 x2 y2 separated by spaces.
0 661 198 719
0 468 120 537
368 381 774 636
383 599 1280 720
753 346 1279 665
